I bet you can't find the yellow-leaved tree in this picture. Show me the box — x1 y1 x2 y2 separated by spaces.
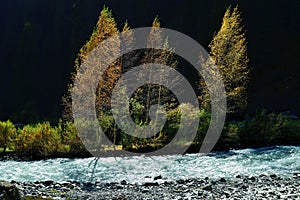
199 6 250 114
63 6 120 121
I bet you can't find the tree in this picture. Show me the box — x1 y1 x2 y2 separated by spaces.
199 6 250 114
105 21 137 147
133 17 178 125
120 21 137 73
62 6 120 121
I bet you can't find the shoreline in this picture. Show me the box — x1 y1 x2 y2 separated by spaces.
1 145 298 161
11 173 300 200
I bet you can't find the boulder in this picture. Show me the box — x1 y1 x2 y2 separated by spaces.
0 181 22 200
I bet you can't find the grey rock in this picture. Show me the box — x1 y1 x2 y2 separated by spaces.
219 178 226 183
270 174 277 179
43 180 54 186
7 174 300 199
120 180 127 185
202 184 212 191
0 181 22 200
223 191 231 197
143 182 159 187
259 174 267 178
116 185 123 189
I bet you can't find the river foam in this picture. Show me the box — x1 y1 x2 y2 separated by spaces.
0 146 299 184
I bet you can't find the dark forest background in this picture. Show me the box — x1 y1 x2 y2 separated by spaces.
0 0 299 123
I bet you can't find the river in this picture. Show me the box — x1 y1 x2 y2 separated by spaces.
0 146 299 184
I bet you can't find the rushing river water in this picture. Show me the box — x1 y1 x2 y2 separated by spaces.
0 146 299 184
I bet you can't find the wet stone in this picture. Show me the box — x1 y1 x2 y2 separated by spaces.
143 182 159 187
154 175 162 180
120 180 127 185
202 184 212 191
219 178 226 183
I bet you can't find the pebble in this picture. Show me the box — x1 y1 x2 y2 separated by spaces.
120 180 127 185
270 174 277 179
143 182 159 187
154 175 162 180
219 178 226 182
11 174 300 200
202 184 212 191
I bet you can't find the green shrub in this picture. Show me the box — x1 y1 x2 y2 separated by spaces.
216 121 242 150
14 122 66 158
0 120 16 153
2 107 299 157
239 109 300 148
195 109 211 143
60 121 88 156
269 113 300 145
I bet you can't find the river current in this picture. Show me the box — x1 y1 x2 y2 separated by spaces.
0 146 299 184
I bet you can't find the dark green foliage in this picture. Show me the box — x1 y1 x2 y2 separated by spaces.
60 121 88 157
213 109 300 150
239 109 300 148
0 108 299 158
215 121 242 150
192 109 300 151
195 110 212 143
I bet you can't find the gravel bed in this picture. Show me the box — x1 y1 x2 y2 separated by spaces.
14 173 300 200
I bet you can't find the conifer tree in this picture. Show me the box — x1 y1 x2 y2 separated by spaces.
120 21 136 72
199 6 250 114
133 17 178 125
63 6 120 121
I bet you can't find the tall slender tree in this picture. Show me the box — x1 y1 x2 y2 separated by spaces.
199 6 250 114
63 6 120 121
133 17 178 125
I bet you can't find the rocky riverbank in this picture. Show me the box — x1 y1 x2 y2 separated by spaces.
9 173 299 200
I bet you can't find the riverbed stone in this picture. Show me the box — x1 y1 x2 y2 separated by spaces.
219 177 226 182
0 181 22 200
202 184 212 191
154 175 162 180
143 182 159 187
120 180 127 185
270 174 277 179
5 173 299 200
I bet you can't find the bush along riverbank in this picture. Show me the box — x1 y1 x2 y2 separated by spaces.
3 173 299 200
0 109 300 159
0 120 90 160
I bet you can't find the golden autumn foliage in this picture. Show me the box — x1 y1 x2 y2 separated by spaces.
199 6 250 114
63 6 121 121
14 122 65 157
